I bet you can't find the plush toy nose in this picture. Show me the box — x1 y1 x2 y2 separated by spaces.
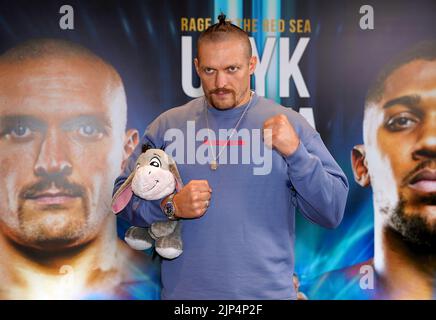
132 166 157 189
137 166 157 183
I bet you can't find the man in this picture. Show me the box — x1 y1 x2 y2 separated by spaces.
0 38 160 299
114 15 348 299
310 42 436 300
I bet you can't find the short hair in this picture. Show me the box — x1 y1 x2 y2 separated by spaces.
1 38 94 61
0 38 127 133
197 13 252 59
365 41 436 105
0 38 122 83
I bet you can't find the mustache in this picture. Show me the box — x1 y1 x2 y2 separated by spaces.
20 175 85 199
209 88 235 95
401 160 436 187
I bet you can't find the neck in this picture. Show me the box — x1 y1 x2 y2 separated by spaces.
374 213 436 299
236 90 253 107
0 215 127 299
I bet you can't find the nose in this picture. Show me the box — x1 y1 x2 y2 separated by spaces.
214 71 227 89
412 119 436 161
34 128 72 177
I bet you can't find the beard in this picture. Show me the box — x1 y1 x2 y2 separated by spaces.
17 204 89 247
207 89 237 109
387 195 436 251
15 175 91 249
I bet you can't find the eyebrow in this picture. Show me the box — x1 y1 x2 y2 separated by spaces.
382 94 421 110
0 115 46 132
61 114 111 132
0 114 111 133
203 64 242 70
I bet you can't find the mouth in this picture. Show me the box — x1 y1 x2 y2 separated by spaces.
212 89 232 97
24 186 81 206
408 169 436 194
145 180 159 192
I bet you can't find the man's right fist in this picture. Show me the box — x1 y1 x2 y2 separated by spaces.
170 180 212 219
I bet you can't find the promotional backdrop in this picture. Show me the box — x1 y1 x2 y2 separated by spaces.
0 0 435 299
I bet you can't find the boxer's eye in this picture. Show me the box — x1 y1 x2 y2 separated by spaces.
227 66 239 73
77 124 103 138
10 124 32 138
385 112 419 132
149 157 161 168
203 68 215 75
0 116 45 142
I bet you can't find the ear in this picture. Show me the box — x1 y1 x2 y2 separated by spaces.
168 160 184 192
194 58 200 77
111 171 135 214
351 145 371 187
248 56 257 75
121 129 139 172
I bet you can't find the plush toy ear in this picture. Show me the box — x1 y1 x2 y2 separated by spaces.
168 159 184 192
111 171 135 214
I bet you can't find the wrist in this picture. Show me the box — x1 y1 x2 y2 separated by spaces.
161 192 179 220
283 139 300 157
160 194 172 208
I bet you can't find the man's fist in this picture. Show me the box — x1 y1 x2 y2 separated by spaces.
170 180 212 219
263 114 300 157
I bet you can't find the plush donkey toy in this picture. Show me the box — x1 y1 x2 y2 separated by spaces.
111 145 183 259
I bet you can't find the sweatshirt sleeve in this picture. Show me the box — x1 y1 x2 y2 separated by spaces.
113 118 170 228
285 132 349 229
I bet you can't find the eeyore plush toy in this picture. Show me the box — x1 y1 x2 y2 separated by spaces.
111 146 183 260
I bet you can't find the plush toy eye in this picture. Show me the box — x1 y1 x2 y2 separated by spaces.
149 156 161 168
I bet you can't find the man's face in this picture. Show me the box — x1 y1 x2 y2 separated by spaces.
195 37 256 109
362 59 436 247
0 57 129 250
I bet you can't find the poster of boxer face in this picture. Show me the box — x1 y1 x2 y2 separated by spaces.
0 0 434 299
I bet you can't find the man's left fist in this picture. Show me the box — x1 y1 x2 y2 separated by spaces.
263 114 300 157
